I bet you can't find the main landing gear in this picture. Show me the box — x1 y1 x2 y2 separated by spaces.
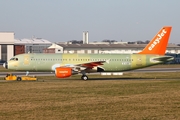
81 75 88 81
81 71 88 80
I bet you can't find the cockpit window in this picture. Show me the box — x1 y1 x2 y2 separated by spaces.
10 58 18 61
10 58 14 60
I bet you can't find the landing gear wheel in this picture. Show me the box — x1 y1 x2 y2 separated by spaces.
17 77 22 81
81 75 88 81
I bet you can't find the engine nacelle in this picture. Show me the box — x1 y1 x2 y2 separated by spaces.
55 67 72 78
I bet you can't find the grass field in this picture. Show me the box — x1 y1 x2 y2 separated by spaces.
0 72 180 120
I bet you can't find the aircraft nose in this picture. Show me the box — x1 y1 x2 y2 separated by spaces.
3 62 8 69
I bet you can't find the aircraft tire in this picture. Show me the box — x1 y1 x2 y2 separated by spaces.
17 77 22 81
81 75 88 81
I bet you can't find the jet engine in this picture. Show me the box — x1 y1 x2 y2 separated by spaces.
55 67 78 78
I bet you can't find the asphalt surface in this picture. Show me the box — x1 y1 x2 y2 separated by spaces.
0 68 180 77
131 68 180 72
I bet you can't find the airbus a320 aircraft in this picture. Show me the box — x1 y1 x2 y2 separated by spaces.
3 26 174 80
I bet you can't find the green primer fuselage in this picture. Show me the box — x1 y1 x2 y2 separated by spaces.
8 53 172 72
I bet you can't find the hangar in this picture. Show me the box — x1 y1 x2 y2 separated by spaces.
0 32 52 63
43 43 180 54
14 38 52 55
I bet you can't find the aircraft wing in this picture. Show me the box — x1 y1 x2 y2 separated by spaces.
75 61 106 69
61 60 107 72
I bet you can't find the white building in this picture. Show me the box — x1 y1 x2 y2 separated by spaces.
0 32 14 62
0 32 52 63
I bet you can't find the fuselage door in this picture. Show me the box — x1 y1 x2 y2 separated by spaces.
136 56 142 66
24 55 30 65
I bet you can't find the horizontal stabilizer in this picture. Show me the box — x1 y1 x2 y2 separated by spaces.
152 56 174 62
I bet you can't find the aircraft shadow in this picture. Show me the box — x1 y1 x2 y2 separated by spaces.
87 77 157 81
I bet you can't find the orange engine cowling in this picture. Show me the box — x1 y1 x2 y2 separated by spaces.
55 67 72 78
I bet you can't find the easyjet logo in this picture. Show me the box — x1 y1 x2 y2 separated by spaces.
148 29 167 51
59 71 68 73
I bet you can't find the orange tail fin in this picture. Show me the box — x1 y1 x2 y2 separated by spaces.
138 26 172 55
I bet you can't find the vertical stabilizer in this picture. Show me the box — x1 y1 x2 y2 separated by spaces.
138 26 172 55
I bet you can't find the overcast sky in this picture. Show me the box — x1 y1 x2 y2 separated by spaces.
0 0 179 43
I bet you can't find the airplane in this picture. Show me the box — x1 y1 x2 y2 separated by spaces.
3 26 174 80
